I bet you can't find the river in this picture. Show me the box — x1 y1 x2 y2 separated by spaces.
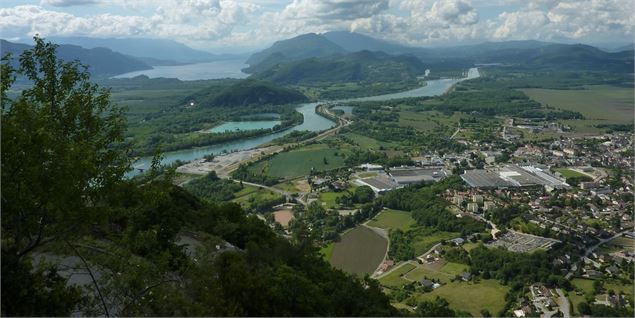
128 67 479 176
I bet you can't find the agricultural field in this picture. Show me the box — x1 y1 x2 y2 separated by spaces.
522 85 634 133
248 143 349 178
329 226 388 276
367 209 416 231
415 279 509 316
403 262 468 284
378 263 417 288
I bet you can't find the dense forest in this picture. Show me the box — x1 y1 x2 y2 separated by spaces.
1 37 400 317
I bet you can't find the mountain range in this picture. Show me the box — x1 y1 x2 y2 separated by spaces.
244 32 634 74
1 39 151 77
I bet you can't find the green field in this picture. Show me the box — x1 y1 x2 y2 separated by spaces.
367 209 416 231
439 262 469 276
330 226 388 276
410 229 459 255
343 133 396 149
232 185 283 209
320 242 335 261
405 265 453 284
416 280 509 316
554 168 590 178
249 144 349 178
523 85 634 133
318 191 349 209
378 263 416 288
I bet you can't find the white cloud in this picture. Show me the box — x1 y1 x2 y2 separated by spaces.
1 0 634 51
41 0 99 7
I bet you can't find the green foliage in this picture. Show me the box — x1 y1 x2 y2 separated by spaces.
486 204 528 228
388 229 416 261
381 177 485 235
185 172 242 202
189 78 308 107
252 50 426 87
1 37 399 317
1 253 82 316
416 296 461 317
1 35 129 258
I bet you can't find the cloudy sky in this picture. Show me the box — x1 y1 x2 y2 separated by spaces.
1 0 633 52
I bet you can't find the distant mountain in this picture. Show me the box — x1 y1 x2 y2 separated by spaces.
430 40 555 58
245 33 346 71
1 39 151 77
322 31 416 54
250 50 427 85
470 43 634 72
188 79 308 107
47 36 234 64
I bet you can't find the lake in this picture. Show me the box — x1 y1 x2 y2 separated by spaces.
206 120 282 133
128 68 480 176
113 59 249 81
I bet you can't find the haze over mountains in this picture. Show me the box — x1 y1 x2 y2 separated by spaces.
2 31 632 79
244 31 634 75
47 37 243 64
1 39 151 77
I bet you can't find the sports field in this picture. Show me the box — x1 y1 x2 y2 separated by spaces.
554 168 590 178
330 226 388 276
367 209 416 231
249 144 348 178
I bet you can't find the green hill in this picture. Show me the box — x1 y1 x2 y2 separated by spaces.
189 79 308 107
244 33 345 71
250 50 427 85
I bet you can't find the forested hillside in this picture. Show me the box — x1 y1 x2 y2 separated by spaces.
0 37 398 317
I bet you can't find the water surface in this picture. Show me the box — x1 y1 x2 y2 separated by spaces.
207 120 282 133
128 68 480 176
113 59 248 81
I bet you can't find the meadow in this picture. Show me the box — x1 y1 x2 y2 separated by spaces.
367 209 416 232
378 263 417 288
248 143 349 178
415 279 509 316
329 226 388 276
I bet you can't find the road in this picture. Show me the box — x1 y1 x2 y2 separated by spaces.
449 123 461 139
555 288 570 318
565 230 628 279
231 179 308 206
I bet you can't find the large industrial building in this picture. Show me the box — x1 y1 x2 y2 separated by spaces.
461 164 569 190
388 166 448 185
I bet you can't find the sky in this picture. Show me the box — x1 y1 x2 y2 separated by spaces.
1 0 633 53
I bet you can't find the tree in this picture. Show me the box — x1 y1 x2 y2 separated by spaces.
2 36 129 258
416 297 457 317
1 36 129 315
353 185 375 203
